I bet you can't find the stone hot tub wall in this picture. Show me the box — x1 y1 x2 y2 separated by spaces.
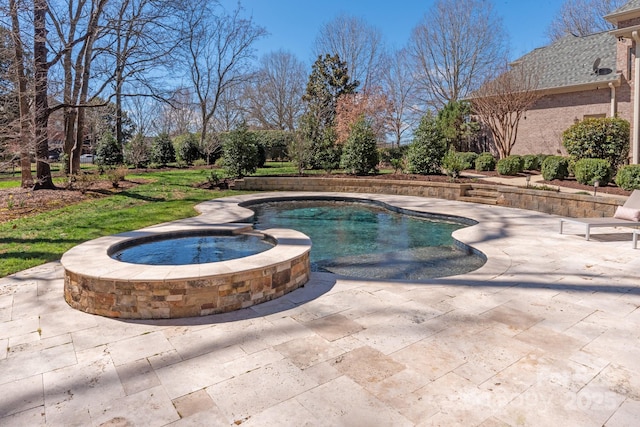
62 224 311 319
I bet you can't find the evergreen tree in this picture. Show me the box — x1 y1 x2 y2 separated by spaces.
222 123 260 178
177 132 201 165
407 114 447 175
95 132 123 166
151 132 175 166
301 54 358 169
340 117 379 175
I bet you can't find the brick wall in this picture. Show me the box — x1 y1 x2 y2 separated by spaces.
512 83 633 157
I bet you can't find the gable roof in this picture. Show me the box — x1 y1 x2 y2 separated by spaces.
605 0 640 24
511 31 619 93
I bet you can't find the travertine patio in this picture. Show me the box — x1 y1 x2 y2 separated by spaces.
1 193 639 426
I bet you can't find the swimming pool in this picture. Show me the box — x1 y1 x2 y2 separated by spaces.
249 199 485 280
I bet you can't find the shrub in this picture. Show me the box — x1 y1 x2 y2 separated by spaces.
573 158 612 186
615 165 640 190
536 154 550 169
380 146 408 174
442 148 465 179
105 167 128 189
95 132 123 166
475 152 496 171
522 154 540 171
193 158 207 167
124 133 150 168
340 118 379 175
562 117 630 167
407 114 447 175
222 123 260 178
541 156 569 180
176 133 201 165
313 127 342 173
496 155 523 176
456 152 478 170
151 133 175 166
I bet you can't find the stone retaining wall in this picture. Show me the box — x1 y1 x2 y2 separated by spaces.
233 177 624 218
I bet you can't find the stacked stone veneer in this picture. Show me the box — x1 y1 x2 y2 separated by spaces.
232 177 624 218
62 227 311 319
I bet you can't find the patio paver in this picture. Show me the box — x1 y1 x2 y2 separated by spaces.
1 192 639 426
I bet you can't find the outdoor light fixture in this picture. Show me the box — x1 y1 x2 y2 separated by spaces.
593 180 600 197
525 174 530 188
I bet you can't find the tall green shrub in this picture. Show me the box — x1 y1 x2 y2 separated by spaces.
222 123 260 178
573 158 612 186
442 148 465 179
496 155 523 176
562 117 630 167
475 152 496 171
176 133 201 165
95 132 123 166
616 165 640 190
151 133 175 166
340 118 379 175
541 156 569 181
522 154 540 171
407 114 447 175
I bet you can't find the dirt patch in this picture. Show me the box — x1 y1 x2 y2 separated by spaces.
0 178 144 223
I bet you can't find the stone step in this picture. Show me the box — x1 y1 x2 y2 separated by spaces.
458 196 498 205
465 189 499 198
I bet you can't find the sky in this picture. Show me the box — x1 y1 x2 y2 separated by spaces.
219 0 565 65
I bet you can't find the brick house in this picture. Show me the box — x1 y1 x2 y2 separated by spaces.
509 0 640 164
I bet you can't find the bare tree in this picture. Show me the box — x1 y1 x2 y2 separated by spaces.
470 64 541 159
313 14 383 92
408 0 507 109
380 49 419 147
179 1 266 147
335 91 389 144
245 50 306 131
547 0 625 41
7 0 33 187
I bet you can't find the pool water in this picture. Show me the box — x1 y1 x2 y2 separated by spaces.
250 200 485 280
111 234 273 265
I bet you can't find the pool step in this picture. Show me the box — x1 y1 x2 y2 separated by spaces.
459 187 500 205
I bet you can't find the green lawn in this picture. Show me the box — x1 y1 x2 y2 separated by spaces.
0 169 246 277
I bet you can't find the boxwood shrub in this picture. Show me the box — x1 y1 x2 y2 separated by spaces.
475 152 496 171
496 155 524 176
522 154 540 171
541 156 569 181
457 152 478 170
615 164 640 190
573 158 612 186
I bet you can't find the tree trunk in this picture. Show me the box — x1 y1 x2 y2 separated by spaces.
9 0 34 188
33 0 55 190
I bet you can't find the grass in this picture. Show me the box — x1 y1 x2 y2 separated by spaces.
0 169 245 277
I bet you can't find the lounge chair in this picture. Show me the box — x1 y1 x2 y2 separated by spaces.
559 189 640 241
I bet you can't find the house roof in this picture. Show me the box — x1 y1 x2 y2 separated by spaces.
605 0 640 25
608 0 640 16
511 31 619 92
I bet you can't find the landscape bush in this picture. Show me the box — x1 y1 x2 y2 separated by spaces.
615 164 640 190
573 158 612 186
175 133 201 165
541 155 569 181
407 114 447 175
522 154 540 171
340 118 379 175
221 123 260 178
151 133 176 167
456 152 478 170
474 152 496 171
496 155 523 176
442 148 465 179
562 117 630 167
95 132 123 166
